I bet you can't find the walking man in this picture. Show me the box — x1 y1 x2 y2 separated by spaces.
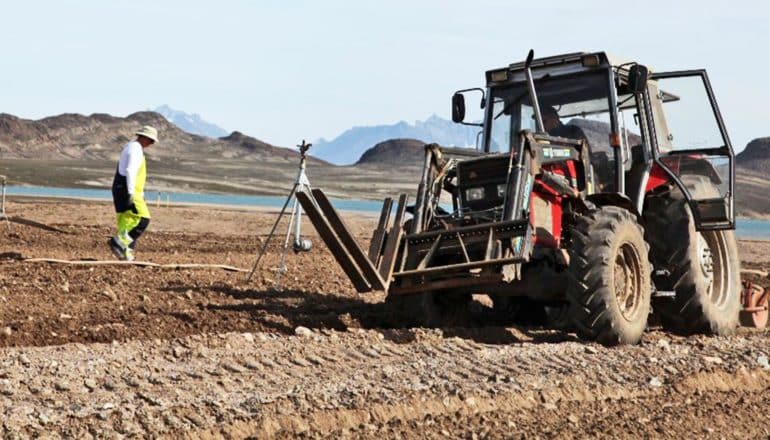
109 125 158 261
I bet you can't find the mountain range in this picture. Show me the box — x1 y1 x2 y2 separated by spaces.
153 105 229 138
1 108 769 217
0 111 322 165
313 115 480 165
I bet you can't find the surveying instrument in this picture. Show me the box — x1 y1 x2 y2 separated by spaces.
245 140 315 286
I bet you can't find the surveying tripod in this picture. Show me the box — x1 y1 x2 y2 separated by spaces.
245 140 315 285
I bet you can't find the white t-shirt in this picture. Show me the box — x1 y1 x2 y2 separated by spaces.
117 140 144 196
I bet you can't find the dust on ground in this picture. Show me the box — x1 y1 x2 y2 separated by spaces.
1 198 769 439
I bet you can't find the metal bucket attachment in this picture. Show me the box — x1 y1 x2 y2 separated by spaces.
296 189 406 293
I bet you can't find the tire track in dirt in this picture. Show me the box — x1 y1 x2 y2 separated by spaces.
1 328 769 438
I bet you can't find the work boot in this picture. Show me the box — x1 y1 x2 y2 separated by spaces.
124 247 135 262
108 237 127 260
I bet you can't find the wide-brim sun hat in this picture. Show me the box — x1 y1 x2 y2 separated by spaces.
135 125 159 143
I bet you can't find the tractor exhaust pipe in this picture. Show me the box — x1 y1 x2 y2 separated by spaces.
524 49 545 133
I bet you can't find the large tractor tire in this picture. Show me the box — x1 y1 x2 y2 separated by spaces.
644 179 740 335
567 206 652 345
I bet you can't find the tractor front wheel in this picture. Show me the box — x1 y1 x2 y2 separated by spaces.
567 206 652 345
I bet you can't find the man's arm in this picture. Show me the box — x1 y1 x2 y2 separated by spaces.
124 143 143 200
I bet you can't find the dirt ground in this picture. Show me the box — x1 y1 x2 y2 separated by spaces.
1 197 769 439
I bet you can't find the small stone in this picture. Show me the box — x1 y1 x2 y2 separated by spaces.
703 356 723 365
101 403 115 410
141 295 150 303
61 282 70 293
649 377 663 387
656 339 671 350
757 355 769 369
102 289 117 301
59 313 72 320
84 379 98 390
2 327 11 337
173 346 186 358
291 357 312 367
19 355 30 366
244 360 262 371
223 362 245 373
184 290 193 300
584 345 599 354
242 333 254 343
306 355 325 366
567 414 579 424
294 326 313 337
54 381 71 391
137 392 163 406
465 397 477 406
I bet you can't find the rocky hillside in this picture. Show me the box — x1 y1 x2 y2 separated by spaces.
314 115 479 165
735 137 770 218
355 138 426 166
0 111 319 164
736 137 770 173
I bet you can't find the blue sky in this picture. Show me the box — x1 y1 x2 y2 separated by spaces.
2 0 767 151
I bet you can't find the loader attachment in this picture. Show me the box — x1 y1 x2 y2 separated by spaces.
296 189 406 293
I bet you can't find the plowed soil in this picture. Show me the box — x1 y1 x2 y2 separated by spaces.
1 197 769 439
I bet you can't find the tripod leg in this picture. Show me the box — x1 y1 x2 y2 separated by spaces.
274 197 299 289
293 197 303 248
245 183 299 283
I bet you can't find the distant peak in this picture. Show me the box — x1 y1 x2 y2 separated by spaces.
152 105 228 138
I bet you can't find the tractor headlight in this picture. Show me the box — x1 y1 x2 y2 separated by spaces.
465 187 485 201
497 183 507 198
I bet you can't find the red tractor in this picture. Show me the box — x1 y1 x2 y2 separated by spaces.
299 51 740 345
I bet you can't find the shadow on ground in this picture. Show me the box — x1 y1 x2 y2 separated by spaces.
161 283 578 345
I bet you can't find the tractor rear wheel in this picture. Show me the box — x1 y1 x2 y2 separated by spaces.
644 180 740 335
567 206 652 345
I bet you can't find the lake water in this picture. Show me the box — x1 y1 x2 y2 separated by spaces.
5 185 770 239
4 185 385 213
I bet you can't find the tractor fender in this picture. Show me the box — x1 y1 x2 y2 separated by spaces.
585 193 640 218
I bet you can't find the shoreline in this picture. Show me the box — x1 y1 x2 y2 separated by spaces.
5 191 768 225
4 194 383 218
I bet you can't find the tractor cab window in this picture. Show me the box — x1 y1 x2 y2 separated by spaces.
485 70 617 188
647 73 733 212
488 97 512 154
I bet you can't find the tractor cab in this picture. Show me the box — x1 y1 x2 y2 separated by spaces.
453 51 735 230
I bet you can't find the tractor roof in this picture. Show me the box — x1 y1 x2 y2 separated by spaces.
485 52 645 87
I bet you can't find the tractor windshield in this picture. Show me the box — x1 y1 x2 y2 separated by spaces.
485 70 615 155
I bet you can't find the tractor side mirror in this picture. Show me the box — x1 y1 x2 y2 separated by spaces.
452 93 466 123
627 64 649 94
